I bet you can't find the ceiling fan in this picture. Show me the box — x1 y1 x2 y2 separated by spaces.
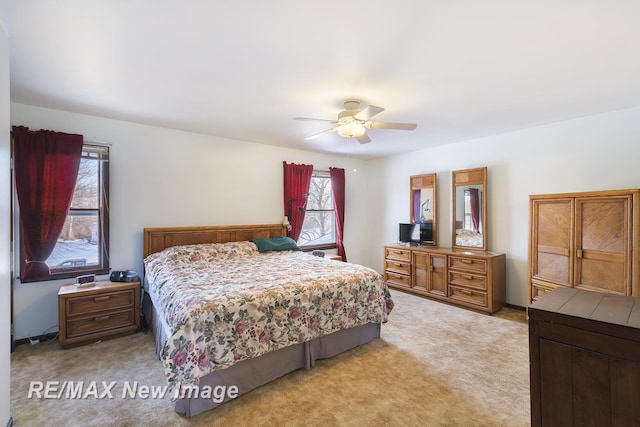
294 100 417 144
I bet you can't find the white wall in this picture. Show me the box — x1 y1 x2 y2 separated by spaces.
10 103 371 340
367 106 640 306
1 20 12 427
12 101 640 336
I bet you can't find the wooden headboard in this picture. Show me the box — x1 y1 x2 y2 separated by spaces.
143 224 287 258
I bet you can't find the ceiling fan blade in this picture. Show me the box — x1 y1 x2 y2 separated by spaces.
369 121 417 130
293 117 337 123
354 105 384 121
304 127 337 140
356 133 372 144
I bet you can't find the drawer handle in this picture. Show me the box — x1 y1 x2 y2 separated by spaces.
94 296 110 302
459 259 473 264
458 289 473 295
462 274 474 280
94 315 111 322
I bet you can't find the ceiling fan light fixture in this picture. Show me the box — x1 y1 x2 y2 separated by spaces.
337 122 366 138
295 100 417 143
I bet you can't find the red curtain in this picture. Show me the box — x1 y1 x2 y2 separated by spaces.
329 167 347 262
283 161 313 242
469 188 480 233
12 126 83 282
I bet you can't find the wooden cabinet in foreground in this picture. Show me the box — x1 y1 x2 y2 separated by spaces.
384 244 506 314
528 288 640 426
528 189 640 303
58 280 140 348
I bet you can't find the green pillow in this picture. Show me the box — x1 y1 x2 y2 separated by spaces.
250 236 301 253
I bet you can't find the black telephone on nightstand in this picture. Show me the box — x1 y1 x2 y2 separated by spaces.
110 270 139 282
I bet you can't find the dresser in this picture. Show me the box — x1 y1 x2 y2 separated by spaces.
58 280 140 347
383 244 506 314
528 288 640 426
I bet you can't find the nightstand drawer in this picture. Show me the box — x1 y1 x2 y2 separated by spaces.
65 309 136 339
66 289 135 317
449 256 487 274
449 271 487 290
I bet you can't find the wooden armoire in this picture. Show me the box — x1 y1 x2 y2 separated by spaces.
528 189 640 303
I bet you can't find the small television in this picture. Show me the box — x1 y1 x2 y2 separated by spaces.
399 223 420 245
419 222 433 243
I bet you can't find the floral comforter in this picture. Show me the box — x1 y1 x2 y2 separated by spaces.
144 241 394 386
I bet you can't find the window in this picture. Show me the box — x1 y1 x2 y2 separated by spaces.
20 144 110 280
463 189 472 230
297 171 336 249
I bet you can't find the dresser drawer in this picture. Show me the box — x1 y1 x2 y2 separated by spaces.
385 247 411 263
449 271 487 290
385 259 411 275
65 309 137 339
449 256 487 274
449 285 487 307
65 289 135 317
385 271 411 288
530 281 561 302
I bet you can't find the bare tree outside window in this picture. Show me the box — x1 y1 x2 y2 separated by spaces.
297 173 336 248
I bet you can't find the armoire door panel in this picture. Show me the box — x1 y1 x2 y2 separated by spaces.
532 199 572 286
536 200 572 248
575 196 630 295
577 197 629 254
535 253 570 284
577 258 627 294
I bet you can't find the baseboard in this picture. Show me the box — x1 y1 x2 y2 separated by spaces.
505 303 526 311
13 332 58 348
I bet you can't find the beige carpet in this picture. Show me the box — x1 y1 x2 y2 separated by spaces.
11 290 531 426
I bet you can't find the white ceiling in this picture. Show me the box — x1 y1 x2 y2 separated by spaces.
2 1 640 159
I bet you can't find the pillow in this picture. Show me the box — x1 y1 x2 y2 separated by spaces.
250 236 301 253
147 241 258 264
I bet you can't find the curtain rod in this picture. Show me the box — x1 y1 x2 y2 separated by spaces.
9 132 112 147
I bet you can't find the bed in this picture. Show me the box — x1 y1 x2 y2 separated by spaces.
455 228 483 247
142 224 394 417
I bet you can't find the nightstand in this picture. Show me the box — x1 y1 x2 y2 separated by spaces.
58 280 140 348
327 255 343 261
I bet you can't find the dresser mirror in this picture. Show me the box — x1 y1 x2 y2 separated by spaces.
451 167 487 250
410 173 437 245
